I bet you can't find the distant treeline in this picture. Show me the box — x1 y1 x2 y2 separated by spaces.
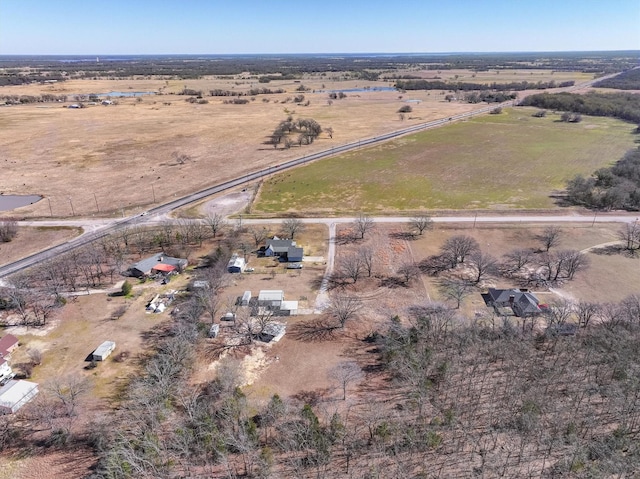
210 87 285 96
0 51 636 83
593 68 640 90
1 94 68 104
566 147 640 211
396 79 574 92
519 92 640 124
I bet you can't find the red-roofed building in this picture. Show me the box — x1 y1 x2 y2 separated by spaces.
0 335 19 359
151 263 176 274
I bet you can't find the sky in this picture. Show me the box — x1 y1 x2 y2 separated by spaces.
0 0 638 55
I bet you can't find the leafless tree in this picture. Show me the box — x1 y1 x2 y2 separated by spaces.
339 255 365 284
543 299 573 328
328 361 364 400
439 278 474 309
203 213 227 238
47 375 89 418
195 287 221 324
249 226 269 247
410 214 434 235
27 347 43 365
575 301 601 328
353 214 375 240
618 221 640 251
328 295 363 328
325 126 334 138
538 225 562 252
281 218 305 240
469 250 499 283
502 248 534 274
440 235 480 268
559 249 590 280
397 262 421 285
0 219 18 242
358 246 375 277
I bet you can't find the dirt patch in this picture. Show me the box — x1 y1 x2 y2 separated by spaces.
0 226 82 267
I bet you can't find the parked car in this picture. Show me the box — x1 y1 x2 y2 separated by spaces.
287 263 303 269
245 267 255 272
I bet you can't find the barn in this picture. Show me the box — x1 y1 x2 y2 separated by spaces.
0 380 39 415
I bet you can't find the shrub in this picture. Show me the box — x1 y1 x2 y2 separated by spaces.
398 105 413 113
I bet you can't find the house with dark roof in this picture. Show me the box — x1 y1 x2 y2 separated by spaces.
264 238 304 262
127 253 188 278
482 288 541 317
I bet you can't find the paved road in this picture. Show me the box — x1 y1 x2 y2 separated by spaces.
0 73 624 280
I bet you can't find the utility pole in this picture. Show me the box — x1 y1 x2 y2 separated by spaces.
591 210 597 227
151 184 156 203
47 197 53 217
93 193 100 212
68 197 75 216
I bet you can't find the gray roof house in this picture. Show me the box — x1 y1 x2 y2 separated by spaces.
127 253 188 278
264 239 303 262
482 288 542 317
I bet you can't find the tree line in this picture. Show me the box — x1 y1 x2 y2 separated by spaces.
519 91 640 124
593 68 640 90
566 147 640 211
396 79 574 92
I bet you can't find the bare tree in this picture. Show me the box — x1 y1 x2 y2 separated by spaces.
339 256 365 284
575 301 601 328
410 214 434 236
353 214 375 240
281 218 305 240
358 246 375 277
502 248 535 274
559 249 590 280
618 222 640 252
438 278 473 309
47 376 89 418
440 235 480 268
328 361 364 400
0 219 18 242
469 250 499 283
203 213 226 238
397 262 421 285
249 226 269 247
328 295 363 328
538 225 562 252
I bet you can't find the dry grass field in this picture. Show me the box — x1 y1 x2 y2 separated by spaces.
0 69 592 219
0 226 81 267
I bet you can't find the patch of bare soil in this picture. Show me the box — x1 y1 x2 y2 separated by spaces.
0 226 82 267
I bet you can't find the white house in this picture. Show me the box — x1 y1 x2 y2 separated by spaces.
92 341 116 361
279 300 299 316
0 359 13 384
0 380 39 414
258 290 284 309
227 255 246 273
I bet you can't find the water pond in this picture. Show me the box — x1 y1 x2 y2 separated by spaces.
0 194 42 212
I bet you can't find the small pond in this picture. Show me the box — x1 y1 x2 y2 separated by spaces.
0 194 42 212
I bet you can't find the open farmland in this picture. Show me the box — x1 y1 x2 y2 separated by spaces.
0 65 596 219
253 108 637 214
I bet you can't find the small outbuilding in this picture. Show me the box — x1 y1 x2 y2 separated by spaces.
227 255 246 273
279 300 299 316
0 380 39 415
258 290 284 309
241 291 252 306
92 341 116 361
209 324 220 338
258 322 286 343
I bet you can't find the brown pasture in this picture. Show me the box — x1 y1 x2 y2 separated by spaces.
0 226 81 267
0 70 590 219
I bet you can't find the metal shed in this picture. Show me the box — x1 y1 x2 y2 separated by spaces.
92 341 116 361
0 380 39 415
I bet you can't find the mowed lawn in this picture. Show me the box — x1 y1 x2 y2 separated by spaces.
253 108 637 213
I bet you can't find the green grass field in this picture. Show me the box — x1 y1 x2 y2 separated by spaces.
253 108 638 214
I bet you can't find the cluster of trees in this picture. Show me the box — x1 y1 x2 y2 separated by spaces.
0 219 17 242
463 91 517 103
422 227 590 297
396 79 574 92
519 91 640 124
209 87 286 97
268 117 323 149
327 91 347 100
1 93 68 104
566 147 640 210
593 68 640 90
